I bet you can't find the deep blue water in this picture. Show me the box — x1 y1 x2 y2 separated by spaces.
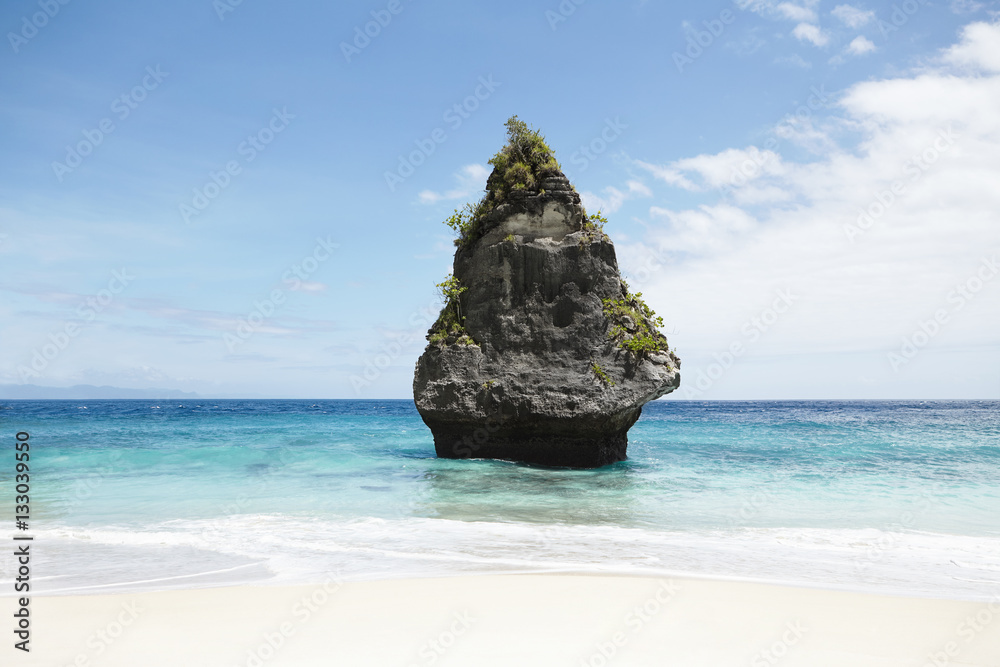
1 399 997 599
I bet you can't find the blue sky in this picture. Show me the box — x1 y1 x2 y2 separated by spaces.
1 0 998 398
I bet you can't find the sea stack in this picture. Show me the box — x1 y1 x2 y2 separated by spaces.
413 117 680 467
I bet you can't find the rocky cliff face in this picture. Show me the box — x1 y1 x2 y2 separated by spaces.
413 118 680 468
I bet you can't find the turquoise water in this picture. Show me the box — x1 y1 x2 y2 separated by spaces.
1 400 998 599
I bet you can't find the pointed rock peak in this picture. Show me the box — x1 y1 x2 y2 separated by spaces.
484 115 565 201
443 116 587 249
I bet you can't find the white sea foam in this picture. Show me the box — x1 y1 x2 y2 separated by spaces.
8 515 999 600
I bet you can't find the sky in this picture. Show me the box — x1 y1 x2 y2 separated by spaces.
1 0 998 399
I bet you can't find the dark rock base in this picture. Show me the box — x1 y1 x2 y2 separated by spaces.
430 427 629 468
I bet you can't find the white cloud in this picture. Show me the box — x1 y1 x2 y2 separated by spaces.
734 1 835 54
291 281 327 293
775 53 813 68
581 188 626 215
72 366 174 387
417 164 489 204
773 115 839 154
792 22 830 47
623 22 1000 398
647 204 758 255
638 147 786 193
776 2 817 22
734 0 773 15
831 4 875 28
626 180 652 197
634 160 697 190
942 21 1000 72
727 29 767 56
739 0 821 22
580 180 652 215
950 0 985 14
679 148 787 188
846 35 877 55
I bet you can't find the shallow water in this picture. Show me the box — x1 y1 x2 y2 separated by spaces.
1 399 997 599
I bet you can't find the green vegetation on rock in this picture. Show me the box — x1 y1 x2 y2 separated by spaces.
443 115 560 249
601 281 669 357
583 210 608 231
428 274 477 346
580 209 610 246
486 116 559 201
591 362 615 387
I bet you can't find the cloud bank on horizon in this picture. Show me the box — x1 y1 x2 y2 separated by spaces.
0 1 997 398
616 20 1000 399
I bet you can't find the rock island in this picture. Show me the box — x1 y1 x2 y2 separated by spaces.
413 117 680 467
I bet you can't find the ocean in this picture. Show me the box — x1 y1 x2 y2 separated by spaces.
2 399 998 601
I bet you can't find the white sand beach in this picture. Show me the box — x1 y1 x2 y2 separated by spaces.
12 574 1000 666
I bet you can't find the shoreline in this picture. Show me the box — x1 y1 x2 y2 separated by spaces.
13 563 998 604
15 518 1000 603
9 572 1000 666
